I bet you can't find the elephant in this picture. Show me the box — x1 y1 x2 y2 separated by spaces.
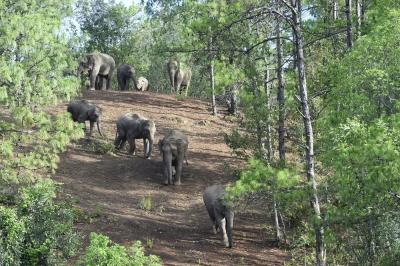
203 185 234 248
67 100 103 137
114 113 156 158
166 59 192 96
77 53 115 91
158 129 189 185
137 77 149 91
117 64 139 91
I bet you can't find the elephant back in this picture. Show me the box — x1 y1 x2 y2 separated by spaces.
123 112 147 121
203 185 228 208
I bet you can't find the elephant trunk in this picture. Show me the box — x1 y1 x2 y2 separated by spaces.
169 69 176 91
226 210 234 248
97 119 103 137
162 145 173 185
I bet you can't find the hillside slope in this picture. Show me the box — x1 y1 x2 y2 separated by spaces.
54 90 287 265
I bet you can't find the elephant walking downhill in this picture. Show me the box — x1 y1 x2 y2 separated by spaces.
114 113 156 158
203 185 234 248
158 129 189 185
77 53 115 91
167 59 192 96
67 100 103 137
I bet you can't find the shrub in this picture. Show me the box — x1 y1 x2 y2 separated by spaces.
81 233 162 266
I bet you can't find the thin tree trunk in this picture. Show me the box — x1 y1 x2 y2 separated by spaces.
264 67 273 162
356 0 362 37
333 0 338 20
209 36 217 116
332 0 339 54
276 19 286 168
272 196 282 243
345 0 353 49
291 0 326 265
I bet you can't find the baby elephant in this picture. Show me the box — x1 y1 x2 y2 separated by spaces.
67 100 103 136
114 113 156 158
203 185 234 248
158 129 188 185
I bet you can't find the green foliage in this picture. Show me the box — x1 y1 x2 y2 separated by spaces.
226 158 307 223
0 0 79 107
81 233 162 266
0 112 83 184
0 180 80 265
138 196 153 212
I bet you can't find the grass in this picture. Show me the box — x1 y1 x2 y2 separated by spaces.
138 196 153 212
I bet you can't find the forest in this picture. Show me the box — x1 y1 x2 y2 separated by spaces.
1 0 400 265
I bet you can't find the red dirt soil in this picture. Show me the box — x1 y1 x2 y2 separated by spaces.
54 90 287 265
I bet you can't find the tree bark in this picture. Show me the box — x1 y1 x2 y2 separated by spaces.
332 0 339 54
290 0 326 265
264 67 273 162
345 0 353 49
276 18 286 168
356 0 362 37
209 36 217 116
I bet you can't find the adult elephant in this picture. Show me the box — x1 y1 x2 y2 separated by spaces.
114 113 156 159
158 129 189 185
67 100 103 137
166 59 192 96
117 64 139 91
77 53 115 91
203 185 234 248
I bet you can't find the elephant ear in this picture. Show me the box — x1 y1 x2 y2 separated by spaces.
86 54 96 70
88 106 100 120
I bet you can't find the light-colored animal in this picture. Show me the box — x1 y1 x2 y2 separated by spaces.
158 129 189 185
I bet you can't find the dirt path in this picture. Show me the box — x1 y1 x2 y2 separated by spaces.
54 90 287 265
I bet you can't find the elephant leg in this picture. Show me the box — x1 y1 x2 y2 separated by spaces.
128 137 136 155
89 121 94 136
215 211 229 247
117 75 123 91
89 68 99 91
116 137 127 150
124 78 129 91
185 80 191 97
106 75 112 90
176 80 182 95
174 148 184 185
226 210 234 248
97 120 103 136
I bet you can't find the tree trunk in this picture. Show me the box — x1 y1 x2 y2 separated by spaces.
345 0 353 49
291 0 326 265
209 36 217 116
276 18 286 168
332 0 339 54
356 0 362 37
333 0 339 20
263 67 273 162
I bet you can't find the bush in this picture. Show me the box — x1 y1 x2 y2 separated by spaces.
81 233 162 266
0 179 80 265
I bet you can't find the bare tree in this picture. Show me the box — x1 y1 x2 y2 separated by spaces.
345 0 353 49
287 0 326 264
276 17 286 168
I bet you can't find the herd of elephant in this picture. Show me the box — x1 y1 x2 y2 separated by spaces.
77 52 192 95
67 70 234 248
